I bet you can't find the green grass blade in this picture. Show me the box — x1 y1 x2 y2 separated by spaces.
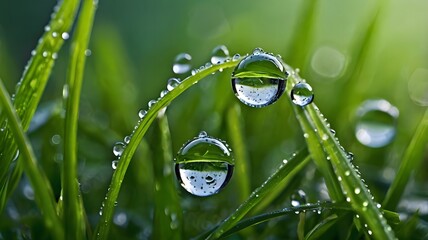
383 109 428 210
151 111 182 239
0 0 80 198
0 79 63 240
93 58 242 240
285 65 396 239
62 0 98 239
199 202 348 239
305 214 339 240
0 160 23 213
226 104 251 201
206 148 310 239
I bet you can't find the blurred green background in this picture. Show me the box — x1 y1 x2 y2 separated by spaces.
0 0 427 239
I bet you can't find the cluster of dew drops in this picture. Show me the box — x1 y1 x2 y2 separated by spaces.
109 46 317 200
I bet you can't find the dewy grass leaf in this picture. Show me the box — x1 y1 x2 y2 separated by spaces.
226 104 251 201
0 79 63 240
206 148 311 239
0 0 80 210
284 64 396 239
93 58 242 240
383 108 428 210
63 0 98 239
151 111 182 239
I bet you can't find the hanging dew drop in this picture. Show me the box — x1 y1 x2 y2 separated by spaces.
61 32 70 40
172 53 192 74
210 45 230 64
174 132 234 197
113 142 125 157
231 48 288 108
167 78 180 91
355 99 399 148
291 189 307 207
291 82 314 106
124 136 131 144
148 100 157 108
112 160 118 170
138 109 147 119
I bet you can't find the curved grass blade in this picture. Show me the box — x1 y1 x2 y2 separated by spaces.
0 0 80 210
226 104 251 201
0 79 63 239
198 202 348 239
205 148 310 239
305 214 339 240
383 108 428 210
62 0 98 239
285 64 396 239
151 111 183 239
93 58 242 240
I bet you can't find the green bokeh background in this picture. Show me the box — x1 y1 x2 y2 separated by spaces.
0 0 427 239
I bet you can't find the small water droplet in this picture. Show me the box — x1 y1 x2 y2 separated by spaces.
112 160 118 170
42 51 49 58
84 49 92 56
62 84 69 99
368 230 372 235
232 54 240 61
160 90 169 98
31 50 36 56
354 188 361 194
167 78 180 91
322 134 328 140
148 100 157 108
172 53 192 74
210 45 230 64
252 48 264 55
52 53 58 59
355 99 399 148
198 131 208 137
52 32 58 38
291 82 314 106
44 25 51 31
113 142 125 157
124 136 131 144
345 170 350 176
175 133 234 197
377 203 381 208
303 133 309 138
337 176 342 181
138 109 147 119
291 189 307 207
346 197 351 202
231 48 288 108
282 159 288 164
61 32 69 40
363 201 368 207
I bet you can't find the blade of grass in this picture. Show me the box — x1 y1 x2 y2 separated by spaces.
62 0 98 239
0 0 80 211
383 108 428 210
205 148 310 239
93 58 243 240
226 104 251 201
285 64 396 239
199 202 349 239
0 79 63 239
151 110 183 239
305 214 340 240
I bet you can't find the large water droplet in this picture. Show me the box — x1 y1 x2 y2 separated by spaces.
291 189 307 207
172 53 192 74
113 142 126 157
175 133 234 197
231 48 288 108
291 82 314 106
210 45 230 64
355 99 399 148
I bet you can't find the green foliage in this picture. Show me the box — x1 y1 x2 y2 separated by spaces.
0 0 427 239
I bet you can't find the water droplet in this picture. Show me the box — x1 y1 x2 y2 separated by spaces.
291 190 307 207
52 53 58 59
291 82 314 106
148 100 157 108
377 203 381 208
52 32 58 38
282 159 288 164
160 90 169 98
337 176 342 181
124 136 131 144
31 50 36 56
175 132 234 197
167 78 180 91
303 133 309 138
172 53 192 74
62 84 69 99
198 131 208 137
368 230 372 235
231 49 288 108
322 134 328 140
61 32 70 40
354 188 361 194
210 45 230 64
112 160 118 170
44 26 51 31
355 99 399 148
42 51 49 58
232 54 241 61
84 49 92 56
363 201 368 207
113 142 125 157
346 197 351 202
138 109 147 119
51 134 61 145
